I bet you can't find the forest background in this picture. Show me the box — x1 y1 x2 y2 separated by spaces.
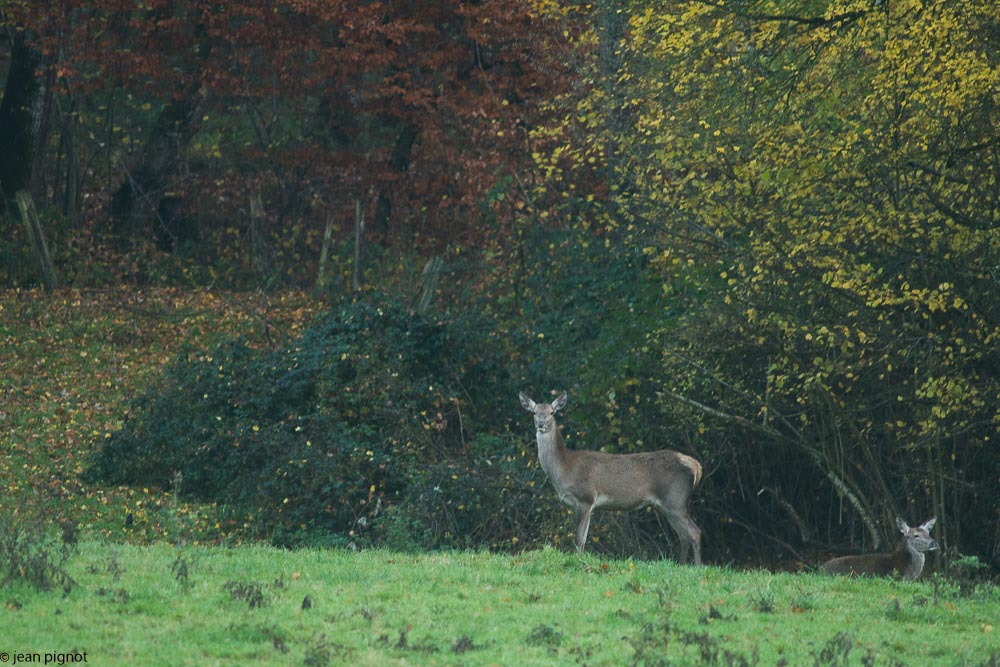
1 0 998 574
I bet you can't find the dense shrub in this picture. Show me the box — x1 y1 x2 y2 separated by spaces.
84 295 529 547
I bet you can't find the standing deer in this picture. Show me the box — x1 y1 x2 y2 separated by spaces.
821 517 938 580
519 391 703 564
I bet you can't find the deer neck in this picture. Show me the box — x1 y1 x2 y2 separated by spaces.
898 539 926 580
535 421 570 480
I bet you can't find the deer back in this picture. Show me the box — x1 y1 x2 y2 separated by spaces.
565 449 697 505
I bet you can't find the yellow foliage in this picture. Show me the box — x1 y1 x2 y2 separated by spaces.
601 0 1000 453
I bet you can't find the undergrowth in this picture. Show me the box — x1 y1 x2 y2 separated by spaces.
0 505 77 593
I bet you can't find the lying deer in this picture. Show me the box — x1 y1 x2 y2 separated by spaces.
822 517 938 580
519 391 703 564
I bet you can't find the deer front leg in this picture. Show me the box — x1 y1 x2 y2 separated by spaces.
573 503 594 553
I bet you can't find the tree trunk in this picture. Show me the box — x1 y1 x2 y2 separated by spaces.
596 0 630 190
0 30 44 210
59 96 81 226
371 124 420 241
249 192 269 276
28 55 57 201
108 94 203 242
107 7 209 245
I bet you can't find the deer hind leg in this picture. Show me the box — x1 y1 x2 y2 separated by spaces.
573 504 594 553
661 507 702 565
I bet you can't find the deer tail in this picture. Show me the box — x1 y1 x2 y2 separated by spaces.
678 453 703 490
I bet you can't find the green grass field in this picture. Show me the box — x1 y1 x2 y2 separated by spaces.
3 543 997 666
2 289 998 666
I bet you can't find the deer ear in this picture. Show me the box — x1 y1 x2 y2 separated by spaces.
551 391 567 412
519 392 536 412
921 517 937 531
895 517 910 533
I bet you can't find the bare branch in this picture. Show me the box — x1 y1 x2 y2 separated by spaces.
689 0 868 29
663 389 880 548
660 390 782 439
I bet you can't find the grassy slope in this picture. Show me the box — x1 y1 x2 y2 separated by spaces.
2 288 998 665
4 544 998 666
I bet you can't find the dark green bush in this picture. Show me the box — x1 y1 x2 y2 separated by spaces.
377 432 560 552
84 295 526 547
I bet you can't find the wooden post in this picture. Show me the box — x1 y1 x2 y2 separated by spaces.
16 190 57 292
416 255 443 314
249 192 267 275
315 211 335 294
352 198 365 291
